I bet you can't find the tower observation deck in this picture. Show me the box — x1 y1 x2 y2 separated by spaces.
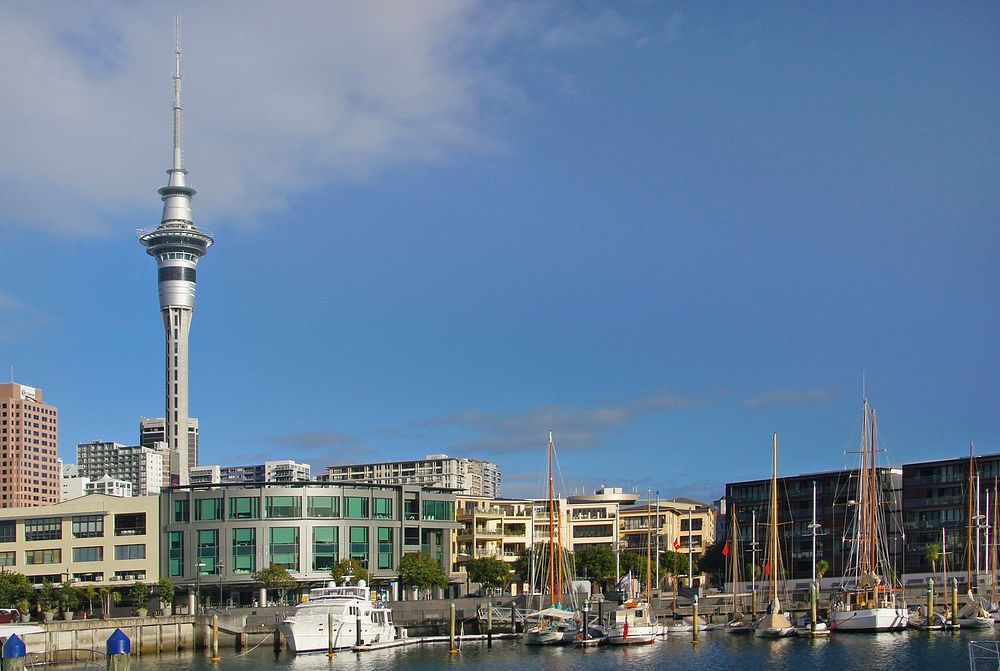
138 22 213 485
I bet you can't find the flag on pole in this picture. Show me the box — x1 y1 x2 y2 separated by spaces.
722 541 730 556
623 616 629 640
763 560 771 578
672 537 681 551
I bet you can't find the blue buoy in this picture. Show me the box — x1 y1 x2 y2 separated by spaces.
2 634 25 659
106 628 131 655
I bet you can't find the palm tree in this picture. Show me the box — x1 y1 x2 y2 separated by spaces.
925 543 941 575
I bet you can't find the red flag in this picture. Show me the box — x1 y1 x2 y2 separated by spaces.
763 561 771 578
623 616 629 640
672 537 681 551
722 541 730 556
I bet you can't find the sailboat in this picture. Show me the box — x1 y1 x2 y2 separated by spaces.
956 444 993 629
603 493 661 645
828 400 908 632
524 432 580 645
752 433 795 638
724 506 751 634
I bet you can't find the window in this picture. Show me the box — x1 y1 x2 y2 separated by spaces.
308 496 339 518
266 496 301 518
269 528 299 571
25 517 61 541
114 544 147 560
0 551 14 566
168 531 184 578
195 498 223 521
313 527 338 571
349 526 369 567
73 546 103 562
404 527 420 546
377 528 393 570
422 500 454 521
0 521 14 543
114 513 146 536
374 498 393 519
197 529 220 574
173 500 190 523
229 497 260 520
345 496 369 519
232 528 256 574
26 549 61 565
72 515 104 539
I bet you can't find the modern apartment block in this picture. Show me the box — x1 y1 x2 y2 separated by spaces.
0 493 159 586
77 441 166 496
618 498 717 574
191 460 311 485
160 481 460 606
139 417 199 482
725 467 903 583
319 454 500 498
0 383 60 508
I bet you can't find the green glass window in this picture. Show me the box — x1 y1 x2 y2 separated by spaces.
168 531 184 577
197 529 220 574
349 526 369 567
374 498 393 520
195 498 223 521
229 497 260 520
173 499 189 523
377 527 393 570
345 496 369 519
232 528 256 574
266 496 301 518
73 546 103 562
308 496 339 518
421 500 454 521
269 527 299 571
313 527 339 571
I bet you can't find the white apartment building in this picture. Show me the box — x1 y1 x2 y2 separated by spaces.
320 455 500 498
76 441 165 496
190 460 310 485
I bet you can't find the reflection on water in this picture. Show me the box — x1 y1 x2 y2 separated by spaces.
129 629 995 671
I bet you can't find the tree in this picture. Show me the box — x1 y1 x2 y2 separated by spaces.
127 582 150 613
575 546 616 591
58 581 82 614
38 581 60 615
156 578 176 614
925 543 941 575
83 586 99 616
659 550 690 579
330 558 370 585
399 552 448 594
465 557 511 591
98 587 121 619
0 570 33 608
510 549 531 586
253 564 297 605
816 559 830 581
697 542 726 589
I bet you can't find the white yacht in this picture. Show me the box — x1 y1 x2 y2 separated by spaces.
603 599 661 644
277 579 396 653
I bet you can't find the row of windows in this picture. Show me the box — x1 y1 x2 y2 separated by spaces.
0 514 145 543
174 495 427 523
168 527 398 577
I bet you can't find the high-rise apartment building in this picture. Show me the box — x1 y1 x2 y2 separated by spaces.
319 454 500 498
77 441 164 496
190 460 311 485
0 383 60 507
137 33 213 485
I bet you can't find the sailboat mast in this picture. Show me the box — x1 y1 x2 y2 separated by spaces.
547 432 556 604
646 490 653 605
731 505 739 615
993 478 999 605
968 443 975 588
869 408 879 579
770 432 779 602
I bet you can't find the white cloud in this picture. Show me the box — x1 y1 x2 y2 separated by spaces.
0 292 52 344
741 389 839 407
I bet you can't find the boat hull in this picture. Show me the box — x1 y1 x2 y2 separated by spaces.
603 624 659 645
828 607 908 632
278 615 396 653
524 627 577 645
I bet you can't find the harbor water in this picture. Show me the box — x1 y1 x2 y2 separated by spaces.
128 629 995 671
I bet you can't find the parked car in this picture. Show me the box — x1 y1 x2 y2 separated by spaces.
0 609 19 623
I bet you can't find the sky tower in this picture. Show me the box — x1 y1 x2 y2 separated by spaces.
138 22 213 485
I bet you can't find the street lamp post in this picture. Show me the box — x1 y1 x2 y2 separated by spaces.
218 563 225 609
196 562 206 614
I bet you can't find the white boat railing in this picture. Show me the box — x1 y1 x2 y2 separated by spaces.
969 640 1000 670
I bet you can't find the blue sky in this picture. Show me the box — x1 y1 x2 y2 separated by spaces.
1 2 998 500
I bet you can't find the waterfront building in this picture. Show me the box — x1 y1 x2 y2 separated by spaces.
0 383 60 508
137 31 214 486
77 441 164 496
901 451 1000 584
618 497 716 584
726 467 903 583
191 460 311 485
0 493 159 586
319 454 500 498
139 417 199 481
160 482 459 606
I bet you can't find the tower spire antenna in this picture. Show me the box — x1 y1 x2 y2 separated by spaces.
173 15 184 172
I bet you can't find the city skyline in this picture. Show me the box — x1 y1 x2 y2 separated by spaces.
1 4 998 500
